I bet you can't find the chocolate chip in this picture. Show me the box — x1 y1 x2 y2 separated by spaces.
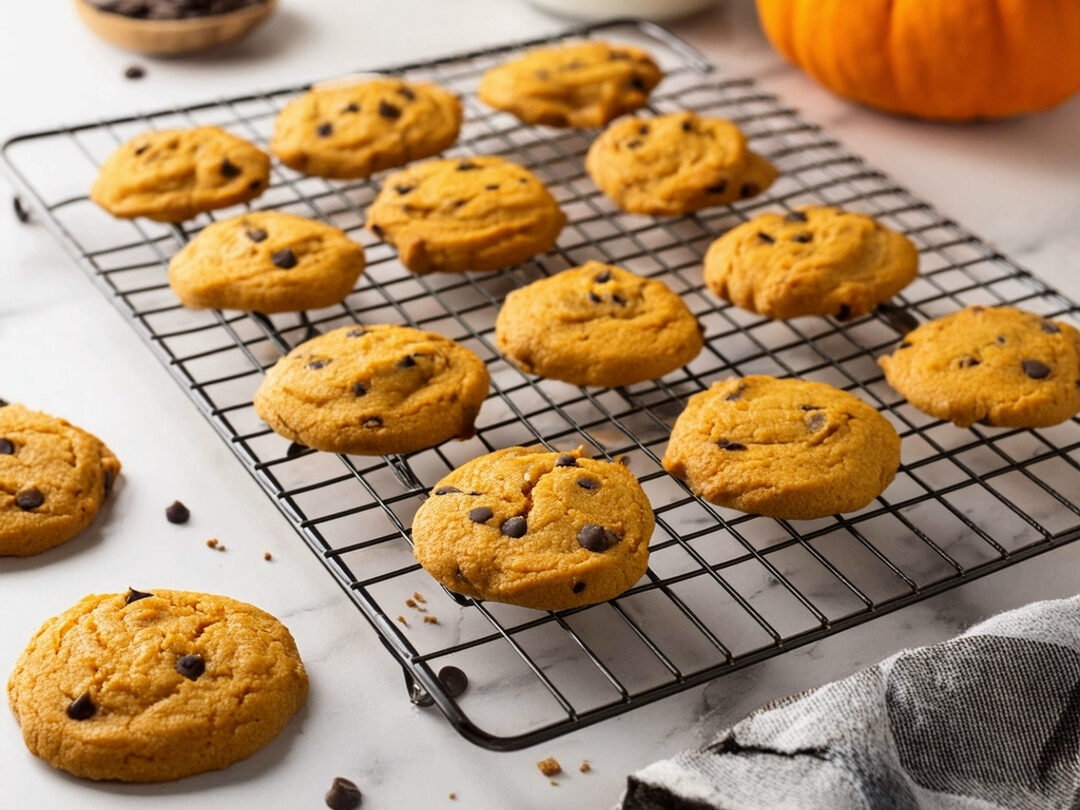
394 184 413 195
837 304 852 321
175 653 205 681
799 404 820 411
378 100 401 119
784 210 808 223
0 438 13 455
638 124 649 135
898 341 912 349
716 439 746 451
594 270 612 283
352 381 367 396
757 232 774 244
363 417 382 428
577 477 600 491
438 665 468 698
485 184 499 191
342 103 360 113
134 144 149 156
1042 321 1061 334
397 355 417 368
681 120 693 133
370 223 384 237
435 486 461 496
307 359 330 370
958 356 980 368
805 412 825 431
272 249 298 270
316 122 334 137
0 399 7 407
740 182 760 198
347 328 365 338
792 233 813 243
555 454 577 467
456 160 479 171
286 441 308 457
589 292 602 304
246 227 268 243
724 389 743 402
996 335 1007 345
627 139 643 149
220 158 241 178
124 64 145 80
398 85 416 101
469 507 493 524
15 489 44 510
705 181 727 194
611 294 626 306
125 588 153 605
248 179 262 190
165 500 190 524
1022 359 1051 379
577 524 617 552
500 516 527 537
67 692 95 721
572 582 586 594
325 777 362 810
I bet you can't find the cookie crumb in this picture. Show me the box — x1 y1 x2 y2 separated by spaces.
579 760 591 773
537 757 562 777
264 552 273 561
423 615 439 624
396 615 408 626
448 793 457 801
206 538 218 549
324 776 362 810
405 598 417 608
413 591 426 603
217 544 227 552
550 780 559 787
166 500 190 524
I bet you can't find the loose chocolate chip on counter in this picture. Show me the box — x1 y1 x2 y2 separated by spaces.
272 248 298 269
342 103 360 113
325 777 363 810
792 233 813 243
397 85 416 101
165 500 190 524
785 210 808 223
876 302 920 335
176 653 206 681
124 64 145 80
577 524 617 552
740 183 759 198
572 582 586 594
125 588 153 605
577 477 600 491
220 157 241 178
317 123 334 137
363 417 383 428
705 181 727 195
0 438 13 455
836 304 852 321
307 359 330 370
469 507 494 524
716 439 747 451
1022 359 1051 379
756 232 774 244
958 356 980 368
16 489 44 510
594 270 612 283
394 184 414 195
555 454 577 467
378 100 401 119
67 692 96 721
286 441 308 458
352 382 367 396
500 516 527 538
246 227 268 243
435 486 461 495
438 665 469 698
456 161 479 171
805 412 826 431
1042 321 1061 334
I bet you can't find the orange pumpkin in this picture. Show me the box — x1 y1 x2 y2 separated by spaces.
755 0 1080 120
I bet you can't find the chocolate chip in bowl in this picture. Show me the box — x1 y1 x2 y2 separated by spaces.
73 0 278 56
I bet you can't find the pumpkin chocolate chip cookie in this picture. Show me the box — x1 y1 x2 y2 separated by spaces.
411 446 654 611
663 376 900 519
168 211 366 313
494 261 704 387
90 126 270 223
0 403 120 557
704 207 919 321
366 155 566 274
585 111 778 215
253 324 490 455
7 589 307 782
478 40 663 128
878 306 1080 428
271 78 462 179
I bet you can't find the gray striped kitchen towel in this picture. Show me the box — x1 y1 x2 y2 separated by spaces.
622 596 1080 810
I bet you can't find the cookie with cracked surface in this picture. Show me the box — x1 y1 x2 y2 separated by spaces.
704 207 919 321
584 111 778 215
411 446 654 611
878 306 1080 428
253 324 490 455
0 403 120 557
90 126 270 223
168 212 366 313
366 155 566 273
270 78 462 179
477 40 663 128
7 589 307 782
495 261 704 387
663 376 900 519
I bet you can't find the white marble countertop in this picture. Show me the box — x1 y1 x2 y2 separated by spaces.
1 2 1079 808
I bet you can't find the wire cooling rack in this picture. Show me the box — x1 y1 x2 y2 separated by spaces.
5 20 1080 751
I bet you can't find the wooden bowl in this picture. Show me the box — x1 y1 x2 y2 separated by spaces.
73 0 278 56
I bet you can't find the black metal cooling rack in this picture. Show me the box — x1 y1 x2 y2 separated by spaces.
5 20 1080 751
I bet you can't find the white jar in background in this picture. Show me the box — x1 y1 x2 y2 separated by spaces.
527 0 717 22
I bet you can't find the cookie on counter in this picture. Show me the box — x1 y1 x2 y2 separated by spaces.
90 126 270 223
411 446 654 611
477 40 663 128
271 78 462 179
585 111 778 216
168 211 366 313
253 324 490 455
366 155 566 273
494 260 704 387
7 589 308 782
663 376 900 519
878 306 1080 428
0 403 120 557
704 207 919 321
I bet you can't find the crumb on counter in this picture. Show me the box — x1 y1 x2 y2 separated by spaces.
537 757 562 777
423 615 439 624
448 792 457 800
396 615 408 626
414 591 426 603
263 551 273 561
549 780 559 787
579 760 591 773
206 538 218 549
406 598 417 608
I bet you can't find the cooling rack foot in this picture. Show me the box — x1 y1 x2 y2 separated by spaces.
12 196 30 224
404 668 435 707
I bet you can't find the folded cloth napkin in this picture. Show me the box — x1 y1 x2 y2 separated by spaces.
622 596 1080 810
